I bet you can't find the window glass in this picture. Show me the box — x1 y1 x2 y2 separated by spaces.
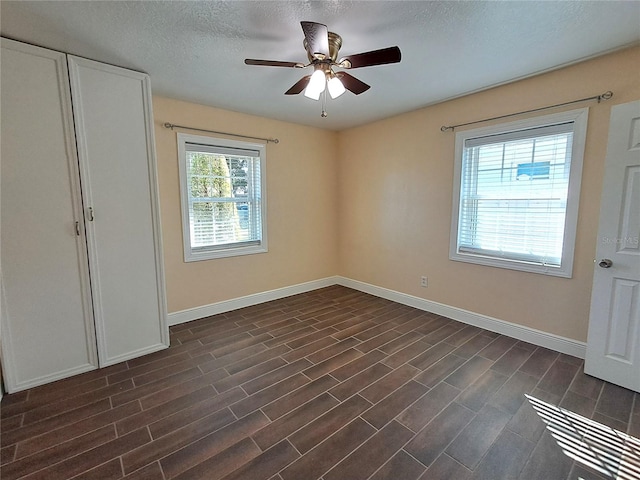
178 133 267 261
450 109 588 277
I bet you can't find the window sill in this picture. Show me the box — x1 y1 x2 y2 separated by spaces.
449 251 573 278
185 244 268 262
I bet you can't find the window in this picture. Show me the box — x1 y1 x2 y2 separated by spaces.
450 108 588 277
178 133 267 261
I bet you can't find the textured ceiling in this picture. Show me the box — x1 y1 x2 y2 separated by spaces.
1 1 638 130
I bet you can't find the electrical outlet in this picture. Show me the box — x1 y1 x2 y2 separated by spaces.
421 276 428 287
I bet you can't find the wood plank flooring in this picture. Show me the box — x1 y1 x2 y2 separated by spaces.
1 286 638 479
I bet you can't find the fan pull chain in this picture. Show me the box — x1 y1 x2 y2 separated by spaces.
321 88 328 117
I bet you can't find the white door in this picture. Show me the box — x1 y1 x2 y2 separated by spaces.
67 56 169 366
0 39 98 392
585 100 640 392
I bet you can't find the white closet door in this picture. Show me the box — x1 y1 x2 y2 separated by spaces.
1 40 98 392
68 56 168 365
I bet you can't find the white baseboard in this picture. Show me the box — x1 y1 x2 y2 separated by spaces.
167 275 586 359
168 277 339 326
336 276 586 359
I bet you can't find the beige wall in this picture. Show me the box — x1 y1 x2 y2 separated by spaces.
153 46 638 343
337 46 640 342
153 97 339 313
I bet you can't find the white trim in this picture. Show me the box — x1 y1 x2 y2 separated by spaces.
167 277 339 326
449 108 589 278
167 275 585 359
176 133 268 262
336 277 586 358
140 71 170 351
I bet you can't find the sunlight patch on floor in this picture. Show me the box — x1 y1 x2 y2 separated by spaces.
526 394 639 480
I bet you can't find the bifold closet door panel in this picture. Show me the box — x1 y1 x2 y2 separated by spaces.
0 39 98 392
67 56 169 366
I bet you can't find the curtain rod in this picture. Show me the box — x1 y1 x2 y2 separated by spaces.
163 122 279 144
440 91 613 132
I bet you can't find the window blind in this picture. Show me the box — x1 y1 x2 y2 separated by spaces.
457 122 575 267
185 142 262 250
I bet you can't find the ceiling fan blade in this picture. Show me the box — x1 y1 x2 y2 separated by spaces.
284 75 311 95
336 72 370 95
245 59 304 68
301 21 329 59
339 46 401 69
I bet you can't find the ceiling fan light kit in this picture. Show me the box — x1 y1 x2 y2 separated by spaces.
245 21 401 117
327 74 346 99
304 68 327 99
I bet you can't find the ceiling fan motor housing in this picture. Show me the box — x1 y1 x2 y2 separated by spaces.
304 32 343 63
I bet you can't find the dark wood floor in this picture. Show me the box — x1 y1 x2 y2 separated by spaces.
1 286 638 480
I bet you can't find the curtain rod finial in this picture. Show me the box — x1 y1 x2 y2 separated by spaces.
441 125 454 132
598 91 613 103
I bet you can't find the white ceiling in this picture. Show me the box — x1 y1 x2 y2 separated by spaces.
1 1 638 131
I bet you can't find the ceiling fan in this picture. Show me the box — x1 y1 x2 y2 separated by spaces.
245 21 401 114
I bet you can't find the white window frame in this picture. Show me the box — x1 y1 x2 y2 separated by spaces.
177 133 267 261
449 108 589 277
